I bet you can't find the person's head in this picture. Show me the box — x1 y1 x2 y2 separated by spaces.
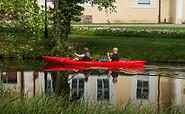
112 78 118 84
113 47 118 53
84 70 90 83
84 76 89 82
84 47 90 57
84 47 89 52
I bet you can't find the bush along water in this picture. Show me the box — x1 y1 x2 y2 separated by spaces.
0 34 74 59
71 27 185 38
0 35 47 59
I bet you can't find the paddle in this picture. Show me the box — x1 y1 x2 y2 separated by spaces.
68 49 79 59
68 49 75 54
67 70 83 81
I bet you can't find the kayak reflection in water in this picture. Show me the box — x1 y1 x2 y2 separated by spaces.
74 47 91 61
107 71 118 84
107 47 119 62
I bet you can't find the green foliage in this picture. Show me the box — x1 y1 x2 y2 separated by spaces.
0 0 116 59
0 35 49 59
0 0 45 40
50 0 116 57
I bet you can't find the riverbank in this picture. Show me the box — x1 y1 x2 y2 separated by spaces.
69 37 185 62
1 27 185 62
69 26 185 62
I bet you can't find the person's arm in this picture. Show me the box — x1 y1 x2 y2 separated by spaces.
74 53 85 58
107 71 112 80
107 53 112 62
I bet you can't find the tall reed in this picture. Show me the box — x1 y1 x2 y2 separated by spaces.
0 83 185 114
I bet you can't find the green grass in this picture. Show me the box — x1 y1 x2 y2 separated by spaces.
70 37 185 62
1 27 185 62
71 26 185 32
69 26 185 62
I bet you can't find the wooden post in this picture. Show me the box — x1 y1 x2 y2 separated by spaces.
44 0 48 38
158 76 161 112
44 72 48 93
158 0 161 23
20 72 24 99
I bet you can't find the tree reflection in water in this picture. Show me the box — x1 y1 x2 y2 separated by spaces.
51 71 70 96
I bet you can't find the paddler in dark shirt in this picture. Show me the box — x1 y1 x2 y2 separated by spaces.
107 47 119 62
74 47 91 61
107 47 119 84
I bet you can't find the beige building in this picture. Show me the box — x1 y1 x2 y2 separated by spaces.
82 0 185 24
38 0 185 24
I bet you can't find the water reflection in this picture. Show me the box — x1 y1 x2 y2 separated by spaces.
1 61 185 109
0 71 52 98
107 71 119 84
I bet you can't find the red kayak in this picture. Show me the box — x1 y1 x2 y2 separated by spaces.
42 56 145 67
42 64 145 74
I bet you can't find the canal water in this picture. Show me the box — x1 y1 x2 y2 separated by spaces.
0 59 185 109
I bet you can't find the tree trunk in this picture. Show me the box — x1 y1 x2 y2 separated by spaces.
53 71 61 95
54 0 62 56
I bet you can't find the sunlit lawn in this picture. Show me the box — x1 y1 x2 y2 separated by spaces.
70 37 185 62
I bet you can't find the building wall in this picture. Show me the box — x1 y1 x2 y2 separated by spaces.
161 0 172 23
83 0 157 23
37 0 184 24
183 0 185 23
82 0 184 24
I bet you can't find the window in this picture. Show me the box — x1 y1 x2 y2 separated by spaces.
97 79 109 100
72 78 84 98
132 0 156 8
39 0 53 6
138 0 150 4
137 80 149 99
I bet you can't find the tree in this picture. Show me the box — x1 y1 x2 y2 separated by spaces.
0 0 45 40
0 0 116 58
52 0 116 57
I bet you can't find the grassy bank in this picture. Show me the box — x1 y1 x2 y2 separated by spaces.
1 27 185 62
69 26 185 62
70 37 185 62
